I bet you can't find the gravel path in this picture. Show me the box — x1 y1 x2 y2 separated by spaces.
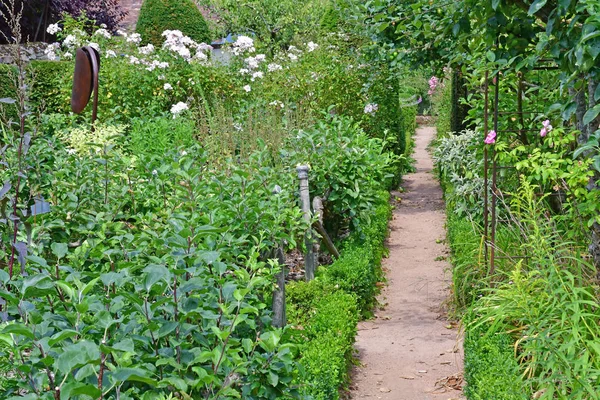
349 126 465 400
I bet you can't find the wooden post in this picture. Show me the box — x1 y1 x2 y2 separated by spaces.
272 247 286 328
312 196 340 259
297 165 315 281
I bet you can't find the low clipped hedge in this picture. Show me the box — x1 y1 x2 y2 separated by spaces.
0 63 17 121
288 192 392 399
463 312 529 400
136 0 211 46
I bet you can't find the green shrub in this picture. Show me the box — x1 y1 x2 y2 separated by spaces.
463 312 529 400
129 115 197 157
28 61 72 115
321 196 391 315
136 0 211 46
0 63 17 122
287 281 359 400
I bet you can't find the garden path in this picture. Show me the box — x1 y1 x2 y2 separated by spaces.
349 126 464 400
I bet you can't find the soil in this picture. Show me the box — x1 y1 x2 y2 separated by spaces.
349 126 465 400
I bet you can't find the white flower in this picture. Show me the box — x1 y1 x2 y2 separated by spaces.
287 53 298 61
138 44 154 55
232 35 255 55
46 23 61 35
106 50 117 58
244 56 260 70
66 148 77 155
311 72 318 80
158 74 165 80
158 61 169 69
243 85 251 93
233 123 243 131
63 52 73 59
255 54 266 62
364 103 379 115
127 33 142 44
269 100 284 109
63 34 77 48
239 68 250 75
164 83 173 90
307 42 318 52
170 101 189 117
196 43 213 52
100 23 107 29
251 71 264 81
194 51 208 62
88 42 100 51
129 55 140 64
44 43 60 60
152 169 158 176
180 150 188 156
94 28 112 39
117 29 128 37
268 63 283 72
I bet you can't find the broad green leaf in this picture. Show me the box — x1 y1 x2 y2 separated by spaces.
112 367 157 386
528 0 547 15
21 274 54 298
583 104 600 126
60 382 102 400
51 243 68 260
2 323 35 340
48 330 79 347
143 264 170 292
55 341 100 375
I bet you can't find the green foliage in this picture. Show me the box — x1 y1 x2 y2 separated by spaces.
28 61 72 115
285 115 398 235
62 123 127 154
136 0 211 46
322 196 391 315
463 312 530 400
433 129 484 218
129 116 197 157
287 281 359 400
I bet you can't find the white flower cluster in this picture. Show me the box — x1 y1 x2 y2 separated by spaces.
251 71 263 81
127 33 142 44
269 100 284 109
243 85 252 93
46 23 61 35
161 30 212 63
44 43 60 61
164 83 173 90
138 44 154 55
144 60 169 71
94 28 112 39
88 42 99 51
106 50 117 58
307 42 318 52
244 54 266 70
170 101 189 118
364 103 379 115
231 35 255 56
268 63 283 72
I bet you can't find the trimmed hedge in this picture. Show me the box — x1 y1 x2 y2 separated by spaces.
0 63 17 121
463 312 529 400
288 192 392 399
136 0 211 46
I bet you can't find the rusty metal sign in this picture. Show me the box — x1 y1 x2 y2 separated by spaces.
71 46 100 124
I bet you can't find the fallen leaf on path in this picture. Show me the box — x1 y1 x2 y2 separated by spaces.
417 370 427 374
440 361 452 365
379 387 391 393
399 376 415 380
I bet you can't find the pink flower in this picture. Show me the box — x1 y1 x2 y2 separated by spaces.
540 119 552 137
484 130 496 144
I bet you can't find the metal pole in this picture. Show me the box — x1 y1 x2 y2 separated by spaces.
483 71 489 265
272 247 286 328
297 165 315 281
490 72 500 276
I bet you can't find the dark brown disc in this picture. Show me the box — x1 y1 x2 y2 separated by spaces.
71 48 93 114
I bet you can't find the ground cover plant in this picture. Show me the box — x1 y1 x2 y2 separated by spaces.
0 0 420 397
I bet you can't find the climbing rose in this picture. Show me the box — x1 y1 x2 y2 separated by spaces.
484 130 496 144
540 119 553 137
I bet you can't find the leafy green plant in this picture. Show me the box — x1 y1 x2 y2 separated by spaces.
128 115 196 157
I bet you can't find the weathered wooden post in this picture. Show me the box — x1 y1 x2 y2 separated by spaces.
297 165 316 281
271 247 286 328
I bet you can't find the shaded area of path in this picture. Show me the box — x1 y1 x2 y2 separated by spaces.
350 126 464 400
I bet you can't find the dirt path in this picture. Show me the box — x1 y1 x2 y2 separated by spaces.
349 126 464 400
